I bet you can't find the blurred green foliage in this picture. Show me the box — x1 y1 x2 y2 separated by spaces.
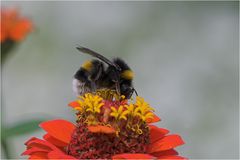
2 120 45 139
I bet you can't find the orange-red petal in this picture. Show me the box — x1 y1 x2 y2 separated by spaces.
151 149 178 157
29 152 48 159
22 136 75 159
47 150 76 159
157 155 187 160
112 153 155 159
0 28 7 42
146 113 161 123
22 147 49 156
1 8 32 42
149 125 169 144
148 134 185 153
25 138 53 151
9 18 32 41
68 101 80 108
24 137 37 145
88 125 115 134
39 119 75 144
22 137 55 158
43 134 68 147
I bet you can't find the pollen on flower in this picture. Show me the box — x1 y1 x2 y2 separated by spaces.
67 89 157 159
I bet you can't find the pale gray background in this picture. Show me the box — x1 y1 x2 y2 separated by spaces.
1 1 239 159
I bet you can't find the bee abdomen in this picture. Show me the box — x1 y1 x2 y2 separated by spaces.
74 59 104 82
73 59 105 96
89 60 104 81
113 58 134 81
73 60 93 96
72 78 92 96
74 68 89 82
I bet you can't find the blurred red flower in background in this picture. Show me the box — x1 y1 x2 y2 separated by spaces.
0 7 32 42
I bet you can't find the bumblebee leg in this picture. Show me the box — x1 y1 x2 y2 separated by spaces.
115 81 121 95
91 81 97 92
128 89 134 98
126 88 137 98
133 88 138 96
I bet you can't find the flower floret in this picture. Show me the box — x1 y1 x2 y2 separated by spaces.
110 105 128 121
75 93 104 114
134 96 155 121
125 103 139 117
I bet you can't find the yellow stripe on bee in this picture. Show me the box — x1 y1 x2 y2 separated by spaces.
121 70 134 80
81 60 93 72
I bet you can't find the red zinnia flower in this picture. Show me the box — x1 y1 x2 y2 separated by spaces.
0 7 32 42
22 90 186 159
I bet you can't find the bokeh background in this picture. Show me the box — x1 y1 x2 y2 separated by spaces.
1 1 239 159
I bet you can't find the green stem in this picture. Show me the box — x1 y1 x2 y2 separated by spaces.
1 40 16 66
1 138 11 159
1 63 12 159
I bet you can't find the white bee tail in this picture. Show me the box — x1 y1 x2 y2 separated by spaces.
72 78 82 97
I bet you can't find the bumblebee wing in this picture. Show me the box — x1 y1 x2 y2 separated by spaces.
76 46 121 71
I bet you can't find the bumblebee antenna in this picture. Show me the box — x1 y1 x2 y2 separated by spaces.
76 46 121 71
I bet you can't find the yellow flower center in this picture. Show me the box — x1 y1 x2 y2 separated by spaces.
72 89 155 135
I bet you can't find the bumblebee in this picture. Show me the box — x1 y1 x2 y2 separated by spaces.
72 46 137 99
